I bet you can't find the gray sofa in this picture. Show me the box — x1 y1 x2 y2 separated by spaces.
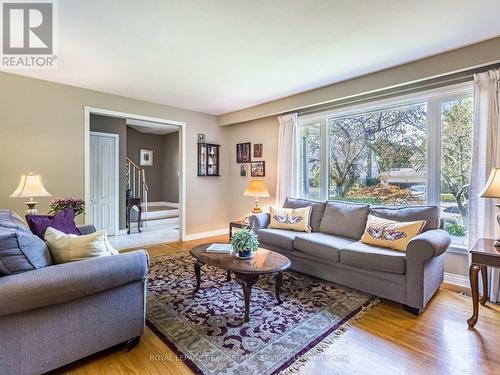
0 210 149 375
250 198 451 314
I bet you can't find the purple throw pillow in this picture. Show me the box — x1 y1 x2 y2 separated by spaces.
26 207 80 240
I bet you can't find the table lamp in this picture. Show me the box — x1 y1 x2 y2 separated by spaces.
479 167 500 246
244 179 270 214
10 172 52 215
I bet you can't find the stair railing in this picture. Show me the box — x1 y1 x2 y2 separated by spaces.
126 157 149 225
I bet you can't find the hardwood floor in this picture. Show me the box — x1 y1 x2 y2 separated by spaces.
53 235 500 375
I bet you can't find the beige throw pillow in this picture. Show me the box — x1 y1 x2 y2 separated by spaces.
360 215 426 251
45 227 118 264
268 206 311 233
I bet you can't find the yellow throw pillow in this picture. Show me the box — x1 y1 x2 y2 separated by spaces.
360 215 426 251
268 206 311 233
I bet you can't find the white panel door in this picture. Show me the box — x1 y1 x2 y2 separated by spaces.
89 132 117 235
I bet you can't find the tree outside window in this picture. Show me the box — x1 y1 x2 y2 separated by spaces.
440 98 473 246
328 103 427 205
300 124 321 199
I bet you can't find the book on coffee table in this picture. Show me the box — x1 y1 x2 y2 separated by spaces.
206 243 233 254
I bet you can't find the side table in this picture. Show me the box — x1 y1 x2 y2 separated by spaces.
126 197 142 234
467 238 500 328
229 220 248 240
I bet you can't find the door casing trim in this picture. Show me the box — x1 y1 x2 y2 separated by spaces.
84 106 187 240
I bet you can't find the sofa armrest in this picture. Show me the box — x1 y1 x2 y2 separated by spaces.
406 229 451 263
249 213 270 230
77 224 96 235
0 250 149 316
405 229 450 311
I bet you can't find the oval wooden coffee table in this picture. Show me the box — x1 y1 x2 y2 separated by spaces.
190 244 291 322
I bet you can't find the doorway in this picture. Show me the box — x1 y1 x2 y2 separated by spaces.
84 107 187 249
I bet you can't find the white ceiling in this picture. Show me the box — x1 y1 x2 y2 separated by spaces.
5 0 500 115
126 119 179 135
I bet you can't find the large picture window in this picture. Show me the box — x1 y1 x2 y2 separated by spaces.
299 84 473 248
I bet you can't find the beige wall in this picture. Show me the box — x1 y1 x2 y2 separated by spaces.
0 72 229 235
163 131 180 203
89 114 128 229
226 116 279 220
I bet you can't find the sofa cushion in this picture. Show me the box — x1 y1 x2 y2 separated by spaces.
340 241 406 274
0 228 53 275
370 206 440 232
0 209 30 232
319 201 370 239
283 197 326 232
256 228 299 252
294 232 356 263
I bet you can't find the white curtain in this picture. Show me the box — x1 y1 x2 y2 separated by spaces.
276 113 300 206
469 69 500 302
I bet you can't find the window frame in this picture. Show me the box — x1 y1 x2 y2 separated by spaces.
299 82 473 253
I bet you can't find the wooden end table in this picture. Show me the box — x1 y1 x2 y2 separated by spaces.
229 220 247 240
467 238 500 328
189 244 291 322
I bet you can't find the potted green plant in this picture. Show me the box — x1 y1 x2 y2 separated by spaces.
48 198 85 216
231 227 259 259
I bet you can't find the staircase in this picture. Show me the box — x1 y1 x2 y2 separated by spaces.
126 157 180 231
137 203 179 230
126 157 149 225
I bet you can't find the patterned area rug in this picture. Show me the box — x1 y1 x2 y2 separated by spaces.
147 252 378 375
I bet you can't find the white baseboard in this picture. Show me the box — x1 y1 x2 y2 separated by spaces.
184 228 228 241
444 272 470 288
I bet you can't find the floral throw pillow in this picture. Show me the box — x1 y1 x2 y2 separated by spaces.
360 214 426 251
268 206 311 233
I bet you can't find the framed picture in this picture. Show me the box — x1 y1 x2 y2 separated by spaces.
198 133 206 144
253 143 263 158
139 149 154 166
251 161 265 177
236 142 251 163
240 164 247 177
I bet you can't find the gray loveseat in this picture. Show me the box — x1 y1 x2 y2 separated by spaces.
249 198 451 314
0 210 149 375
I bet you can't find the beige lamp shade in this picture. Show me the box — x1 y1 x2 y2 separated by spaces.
244 179 270 198
480 168 500 198
10 173 52 199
